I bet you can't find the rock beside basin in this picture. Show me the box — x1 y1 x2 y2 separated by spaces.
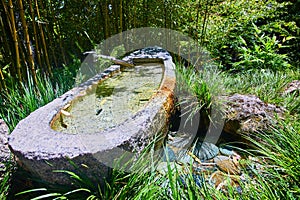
282 80 300 96
0 119 11 180
223 94 285 138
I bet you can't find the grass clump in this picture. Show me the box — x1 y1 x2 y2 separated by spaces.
240 119 300 199
221 68 300 112
0 62 79 199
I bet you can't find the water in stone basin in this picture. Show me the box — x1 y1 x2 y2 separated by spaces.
52 62 163 134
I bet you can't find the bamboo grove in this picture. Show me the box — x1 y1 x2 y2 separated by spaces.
0 0 215 93
1 0 299 93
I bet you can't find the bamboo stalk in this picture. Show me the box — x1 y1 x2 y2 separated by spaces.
1 0 12 35
133 0 137 28
200 0 210 46
40 0 58 67
143 0 148 27
195 0 202 62
103 0 109 39
18 0 38 85
195 0 202 43
57 20 67 65
119 0 123 33
49 1 67 65
0 15 12 64
19 42 28 77
35 0 52 76
8 0 22 83
98 1 105 38
111 0 117 35
28 0 42 69
0 67 7 93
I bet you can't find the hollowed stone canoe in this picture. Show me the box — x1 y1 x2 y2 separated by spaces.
8 47 176 185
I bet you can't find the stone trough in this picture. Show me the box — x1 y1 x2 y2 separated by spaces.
8 47 176 185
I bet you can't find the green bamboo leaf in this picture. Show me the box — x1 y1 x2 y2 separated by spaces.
31 193 62 200
64 188 91 196
239 36 247 46
53 170 83 182
16 188 48 196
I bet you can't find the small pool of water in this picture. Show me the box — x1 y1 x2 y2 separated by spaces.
52 63 163 134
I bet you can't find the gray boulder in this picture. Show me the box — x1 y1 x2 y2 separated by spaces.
283 80 300 96
223 94 284 136
0 119 11 178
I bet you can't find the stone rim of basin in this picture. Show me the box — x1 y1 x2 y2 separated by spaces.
8 47 176 184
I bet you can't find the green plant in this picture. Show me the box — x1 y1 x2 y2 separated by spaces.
175 62 226 124
232 24 291 71
0 162 13 199
207 0 299 70
0 64 78 199
242 118 300 199
221 68 300 112
0 62 77 131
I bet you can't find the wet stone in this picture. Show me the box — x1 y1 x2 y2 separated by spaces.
214 155 230 163
209 170 241 190
193 142 219 161
176 150 193 164
156 162 182 176
178 174 203 188
219 146 235 156
167 131 193 151
215 157 241 175
194 165 218 177
161 146 176 162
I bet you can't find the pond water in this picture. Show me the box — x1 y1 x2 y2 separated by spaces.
52 62 163 134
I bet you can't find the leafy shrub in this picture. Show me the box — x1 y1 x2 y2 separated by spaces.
232 24 291 71
207 0 300 70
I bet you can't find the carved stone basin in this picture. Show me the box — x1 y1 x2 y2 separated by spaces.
8 47 176 185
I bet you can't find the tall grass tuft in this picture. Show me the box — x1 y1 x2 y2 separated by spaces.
0 67 76 131
222 68 300 108
243 119 300 199
0 62 79 199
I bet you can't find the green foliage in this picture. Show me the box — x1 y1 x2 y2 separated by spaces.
232 25 291 71
0 60 78 131
1 0 299 199
207 0 300 70
243 119 300 198
221 68 300 112
0 162 12 199
175 62 226 116
20 116 300 199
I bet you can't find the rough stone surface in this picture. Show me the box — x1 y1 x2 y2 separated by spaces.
223 94 285 136
156 162 182 175
176 149 193 164
161 146 176 162
219 147 234 156
0 119 10 162
193 142 219 161
283 80 300 96
209 170 240 191
0 119 10 177
214 156 241 175
8 47 176 185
